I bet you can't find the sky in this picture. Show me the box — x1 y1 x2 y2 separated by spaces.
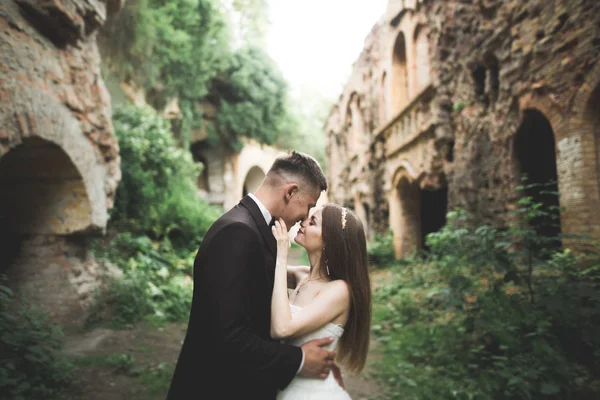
267 0 388 100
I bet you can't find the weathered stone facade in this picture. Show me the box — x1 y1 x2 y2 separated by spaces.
191 138 287 212
0 0 122 327
325 0 600 257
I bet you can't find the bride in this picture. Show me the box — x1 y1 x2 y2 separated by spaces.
271 203 372 399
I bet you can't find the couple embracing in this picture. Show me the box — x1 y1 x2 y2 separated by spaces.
167 151 371 399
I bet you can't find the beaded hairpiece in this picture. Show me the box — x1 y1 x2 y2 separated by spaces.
341 207 348 229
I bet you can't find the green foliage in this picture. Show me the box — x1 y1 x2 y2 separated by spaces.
368 230 397 269
208 46 291 149
111 104 221 249
89 105 219 327
372 188 600 399
0 279 76 399
89 232 197 328
100 0 302 149
100 0 229 103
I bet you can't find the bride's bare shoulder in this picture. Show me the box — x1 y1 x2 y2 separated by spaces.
322 279 350 302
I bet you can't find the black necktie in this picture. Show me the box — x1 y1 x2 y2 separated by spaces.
269 217 276 228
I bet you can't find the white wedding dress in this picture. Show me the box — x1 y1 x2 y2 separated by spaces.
277 304 351 399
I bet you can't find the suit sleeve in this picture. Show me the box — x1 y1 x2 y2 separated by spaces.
198 222 302 389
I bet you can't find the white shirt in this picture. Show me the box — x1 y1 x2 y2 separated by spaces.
246 193 305 375
247 193 271 226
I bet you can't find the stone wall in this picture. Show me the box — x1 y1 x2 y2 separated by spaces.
0 0 121 232
325 0 600 256
430 0 600 239
191 138 287 211
0 0 122 327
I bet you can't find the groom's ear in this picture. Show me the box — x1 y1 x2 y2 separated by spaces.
284 183 299 204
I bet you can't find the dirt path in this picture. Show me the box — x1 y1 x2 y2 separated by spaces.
60 322 382 400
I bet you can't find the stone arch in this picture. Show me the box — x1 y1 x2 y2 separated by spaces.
388 163 448 258
389 168 421 258
391 31 409 115
0 137 92 236
513 109 561 243
0 91 109 232
585 84 600 197
0 136 100 330
572 63 600 194
242 166 266 197
560 64 600 242
412 24 430 92
190 141 210 192
571 62 600 118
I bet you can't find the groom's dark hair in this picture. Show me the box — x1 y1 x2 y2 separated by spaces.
266 151 328 192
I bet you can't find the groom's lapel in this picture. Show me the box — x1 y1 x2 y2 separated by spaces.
240 195 277 258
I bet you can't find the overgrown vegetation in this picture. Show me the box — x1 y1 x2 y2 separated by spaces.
368 230 396 268
98 0 326 152
371 186 600 399
0 278 76 399
110 104 221 247
88 106 220 328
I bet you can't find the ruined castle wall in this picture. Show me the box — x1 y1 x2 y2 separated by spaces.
427 0 600 238
326 0 600 248
0 0 122 327
0 0 121 233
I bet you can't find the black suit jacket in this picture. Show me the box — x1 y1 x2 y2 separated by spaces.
166 196 302 399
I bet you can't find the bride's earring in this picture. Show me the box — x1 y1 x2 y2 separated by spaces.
323 246 330 276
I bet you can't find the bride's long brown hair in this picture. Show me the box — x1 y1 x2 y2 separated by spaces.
320 203 371 373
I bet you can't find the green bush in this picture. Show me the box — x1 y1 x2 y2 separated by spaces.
89 232 197 328
368 230 397 268
0 281 76 399
111 104 221 250
89 105 220 327
372 196 600 399
209 46 290 149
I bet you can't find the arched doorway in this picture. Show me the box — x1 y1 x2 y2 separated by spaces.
420 187 448 251
0 137 91 237
190 141 211 192
243 166 265 197
413 25 430 93
0 137 92 327
514 109 561 243
391 32 409 115
587 84 600 192
390 168 448 258
391 175 421 257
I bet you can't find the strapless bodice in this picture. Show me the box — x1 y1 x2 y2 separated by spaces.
283 304 344 351
276 304 350 399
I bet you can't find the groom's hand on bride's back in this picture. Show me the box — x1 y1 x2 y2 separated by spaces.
299 337 335 379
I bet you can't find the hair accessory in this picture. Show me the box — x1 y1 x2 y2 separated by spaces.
341 207 347 230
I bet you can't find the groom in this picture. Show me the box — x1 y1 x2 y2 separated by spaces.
167 151 335 399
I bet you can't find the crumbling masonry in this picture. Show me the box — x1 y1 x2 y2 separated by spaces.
325 0 600 257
